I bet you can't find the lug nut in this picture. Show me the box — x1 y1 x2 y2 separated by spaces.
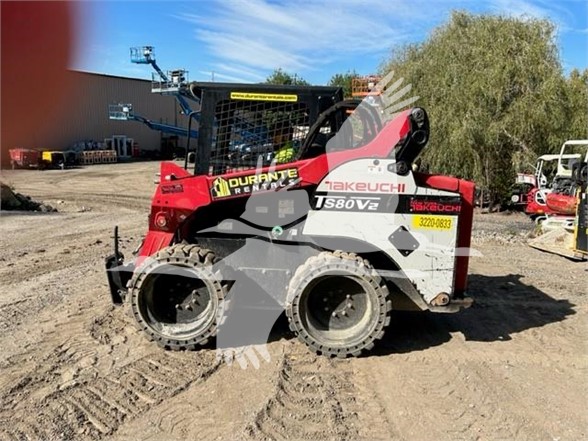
332 312 337 317
175 304 182 310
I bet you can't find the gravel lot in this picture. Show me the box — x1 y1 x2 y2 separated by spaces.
1 162 586 441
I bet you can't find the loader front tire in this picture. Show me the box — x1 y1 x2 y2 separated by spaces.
286 251 391 358
128 244 226 350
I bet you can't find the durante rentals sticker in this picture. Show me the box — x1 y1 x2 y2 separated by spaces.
211 168 300 199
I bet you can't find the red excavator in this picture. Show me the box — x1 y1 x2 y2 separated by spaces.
528 140 588 260
536 140 587 230
523 149 584 223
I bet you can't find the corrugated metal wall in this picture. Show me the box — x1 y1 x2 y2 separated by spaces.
6 70 191 154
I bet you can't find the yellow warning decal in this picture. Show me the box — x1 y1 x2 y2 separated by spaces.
230 92 298 102
412 215 453 231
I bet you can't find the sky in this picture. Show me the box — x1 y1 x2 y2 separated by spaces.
72 0 588 84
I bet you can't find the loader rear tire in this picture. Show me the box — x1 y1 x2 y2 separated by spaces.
286 251 391 358
128 244 226 350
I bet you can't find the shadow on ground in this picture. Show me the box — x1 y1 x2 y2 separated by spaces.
373 273 576 355
209 273 576 357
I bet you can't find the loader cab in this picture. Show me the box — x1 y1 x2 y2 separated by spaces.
552 140 588 196
534 154 559 189
186 82 344 176
555 140 588 179
297 99 384 159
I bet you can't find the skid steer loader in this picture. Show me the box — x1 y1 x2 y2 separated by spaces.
105 81 475 357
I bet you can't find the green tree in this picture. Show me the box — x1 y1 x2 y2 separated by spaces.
265 68 310 85
563 68 588 140
381 11 569 203
328 70 359 98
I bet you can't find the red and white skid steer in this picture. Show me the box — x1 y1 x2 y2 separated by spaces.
106 81 475 358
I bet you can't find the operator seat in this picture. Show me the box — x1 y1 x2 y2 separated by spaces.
305 132 336 159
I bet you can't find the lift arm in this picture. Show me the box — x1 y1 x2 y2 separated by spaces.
130 114 199 139
109 104 198 139
130 46 196 116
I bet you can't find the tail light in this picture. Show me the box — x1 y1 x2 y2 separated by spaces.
154 211 169 230
151 208 190 232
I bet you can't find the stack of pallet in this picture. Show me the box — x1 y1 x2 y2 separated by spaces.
101 150 118 163
81 150 118 165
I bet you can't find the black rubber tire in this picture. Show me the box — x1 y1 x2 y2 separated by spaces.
128 244 226 350
286 251 391 358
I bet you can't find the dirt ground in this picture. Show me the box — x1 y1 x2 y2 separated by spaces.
0 162 586 441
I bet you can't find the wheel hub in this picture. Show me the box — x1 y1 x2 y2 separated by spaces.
174 287 207 312
140 266 216 335
328 293 354 318
307 277 368 331
286 251 391 357
130 245 225 349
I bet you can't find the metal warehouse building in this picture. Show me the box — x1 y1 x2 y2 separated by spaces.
2 70 190 165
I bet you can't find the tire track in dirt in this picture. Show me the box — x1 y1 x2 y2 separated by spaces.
0 266 95 336
362 357 541 440
363 307 586 441
1 162 225 440
0 349 220 441
244 346 361 441
0 217 143 344
0 231 135 286
108 342 289 441
439 297 588 439
0 210 143 285
0 308 131 411
472 360 587 440
0 299 28 332
0 301 216 440
348 369 400 440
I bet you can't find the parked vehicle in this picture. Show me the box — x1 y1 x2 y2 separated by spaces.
39 150 78 169
9 148 40 169
529 159 587 261
105 82 476 358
